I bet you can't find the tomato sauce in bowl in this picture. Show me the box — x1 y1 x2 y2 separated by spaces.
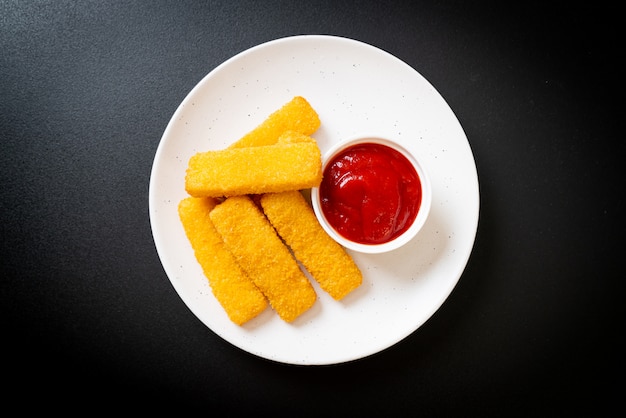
312 136 431 254
320 142 421 244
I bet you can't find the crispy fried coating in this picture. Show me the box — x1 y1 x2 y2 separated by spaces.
178 197 268 325
228 96 320 149
276 131 317 145
260 191 363 300
185 132 322 197
209 195 317 323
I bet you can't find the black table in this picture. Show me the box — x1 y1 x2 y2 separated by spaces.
2 1 622 414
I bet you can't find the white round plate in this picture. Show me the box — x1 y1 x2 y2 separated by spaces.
149 35 479 365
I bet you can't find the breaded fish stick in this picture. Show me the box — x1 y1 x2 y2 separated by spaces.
185 133 322 197
260 191 363 300
228 96 320 149
178 197 268 325
209 195 317 323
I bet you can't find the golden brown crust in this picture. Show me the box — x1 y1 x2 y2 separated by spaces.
185 136 322 198
209 195 317 322
227 96 320 149
260 191 363 300
178 197 268 325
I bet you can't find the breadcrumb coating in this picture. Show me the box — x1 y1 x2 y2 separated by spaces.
260 191 362 300
209 195 317 323
185 132 322 198
228 96 320 148
178 197 268 325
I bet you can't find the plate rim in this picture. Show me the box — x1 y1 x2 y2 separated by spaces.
149 34 480 365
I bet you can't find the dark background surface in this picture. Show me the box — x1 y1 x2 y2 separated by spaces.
1 1 622 414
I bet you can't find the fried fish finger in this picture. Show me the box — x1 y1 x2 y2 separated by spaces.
209 195 317 323
178 197 268 325
185 133 322 197
260 191 363 300
228 96 320 149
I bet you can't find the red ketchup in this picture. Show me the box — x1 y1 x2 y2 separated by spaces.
320 142 422 245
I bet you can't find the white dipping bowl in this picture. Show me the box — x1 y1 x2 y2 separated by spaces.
311 135 432 254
